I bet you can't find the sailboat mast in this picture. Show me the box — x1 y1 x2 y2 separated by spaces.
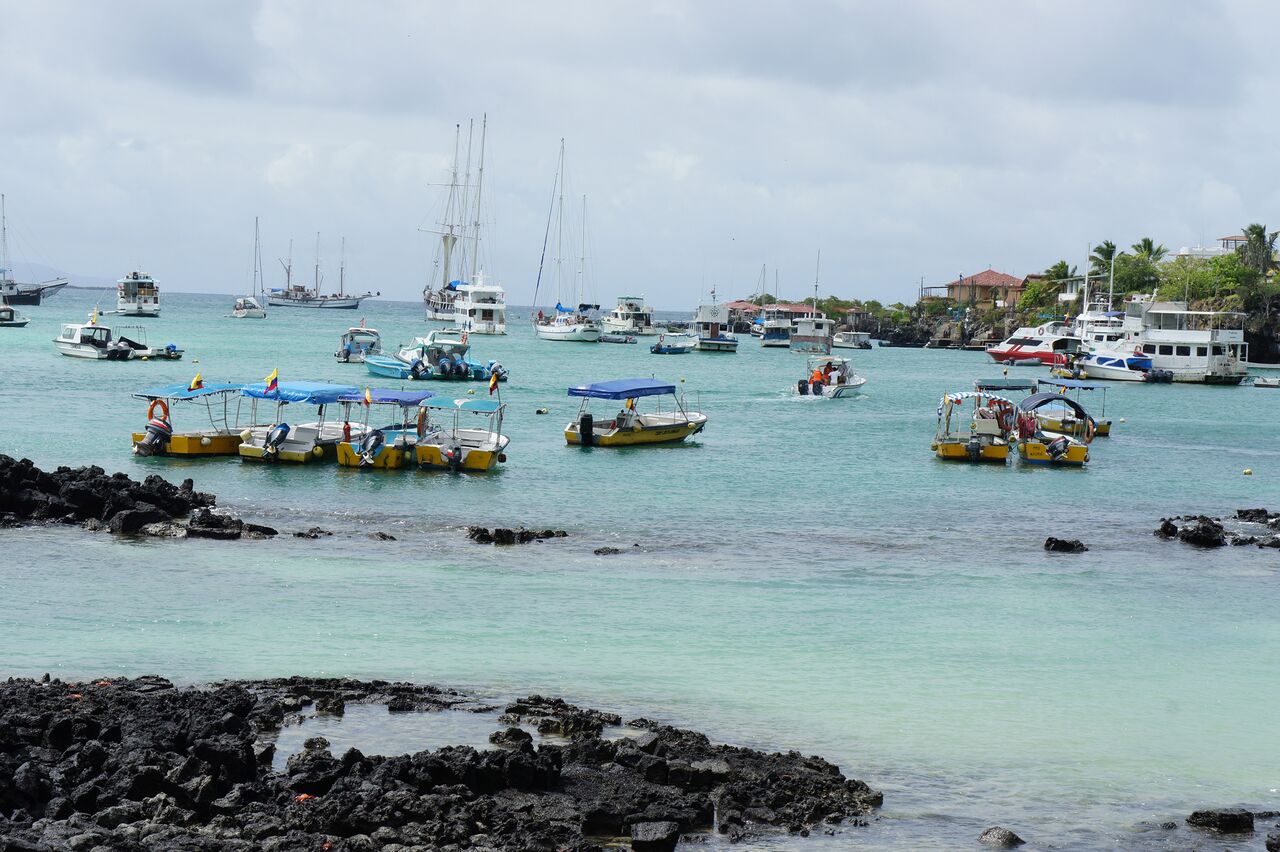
1082 242 1090 313
469 114 486 285
313 232 321 293
253 216 261 296
577 195 586 304
459 120 475 281
555 140 564 302
0 194 7 279
280 239 293 287
339 237 346 297
812 250 821 317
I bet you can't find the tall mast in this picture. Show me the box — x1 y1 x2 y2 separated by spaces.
577 194 587 304
468 114 487 285
459 120 475 281
253 216 262 297
555 139 565 302
442 124 461 292
1081 242 1090 313
280 239 293 287
339 237 346 297
1 194 7 281
812 250 821 317
313 232 321 293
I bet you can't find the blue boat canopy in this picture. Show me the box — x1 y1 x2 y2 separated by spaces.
1036 378 1103 390
132 382 244 401
241 382 358 405
422 398 503 413
338 389 436 407
568 378 676 400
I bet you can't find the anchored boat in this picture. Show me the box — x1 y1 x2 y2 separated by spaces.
0 303 29 327
116 271 161 317
335 323 382 363
54 315 183 360
237 381 361 463
650 331 697 354
415 397 509 472
1033 378 1112 437
131 382 251 457
335 389 437 469
565 378 707 447
364 329 506 383
692 291 737 352
933 391 1016 463
602 296 657 336
833 331 872 349
1013 393 1093 465
795 356 866 398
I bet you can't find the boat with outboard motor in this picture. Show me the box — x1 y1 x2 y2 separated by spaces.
650 331 697 354
795 355 866 398
54 314 184 360
600 333 637 344
131 382 252 457
565 378 707 447
1053 345 1164 382
335 323 382 363
116 271 161 317
363 328 507 383
334 389 437 469
0 303 28 327
415 397 509 472
933 391 1016 463
1033 378 1112 437
1013 393 1093 465
237 381 362 463
833 331 872 350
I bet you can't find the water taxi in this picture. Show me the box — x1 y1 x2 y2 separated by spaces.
933 391 1016 463
335 324 382 363
237 382 360 463
130 383 250 456
1034 378 1112 437
335 389 437 469
415 397 509 472
986 321 1079 366
565 378 707 447
1013 393 1092 466
796 356 866 398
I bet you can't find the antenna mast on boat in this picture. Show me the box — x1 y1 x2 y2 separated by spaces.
0 194 7 279
577 194 586 305
280 239 293 288
313 232 322 293
812 250 821 317
458 119 475 282
339 237 346 297
468 114 487 286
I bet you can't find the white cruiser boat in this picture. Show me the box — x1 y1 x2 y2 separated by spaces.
601 296 657 336
795 355 866 398
453 271 507 334
692 291 737 352
54 316 183 360
833 331 872 349
986 321 1080 366
116 271 160 317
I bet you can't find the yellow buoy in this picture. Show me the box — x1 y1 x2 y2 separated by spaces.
312 446 324 458
467 389 476 395
1244 468 1253 476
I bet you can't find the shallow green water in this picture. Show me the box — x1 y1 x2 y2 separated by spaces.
1 291 1278 848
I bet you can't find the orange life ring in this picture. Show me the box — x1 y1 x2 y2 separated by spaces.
147 398 170 422
1134 347 1144 357
417 407 428 438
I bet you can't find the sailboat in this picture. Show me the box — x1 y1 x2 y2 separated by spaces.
231 218 267 318
423 124 469 323
532 141 601 342
267 232 377 309
0 195 68 306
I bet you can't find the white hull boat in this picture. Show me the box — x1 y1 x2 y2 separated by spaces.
117 271 161 317
536 315 601 342
601 296 657 336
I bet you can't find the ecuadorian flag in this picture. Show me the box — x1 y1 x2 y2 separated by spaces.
488 371 498 395
363 387 372 406
264 368 279 394
188 373 204 392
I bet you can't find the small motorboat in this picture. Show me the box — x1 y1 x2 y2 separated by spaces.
415 397 510 472
833 331 872 349
933 391 1015 463
237 381 362 463
796 355 866 398
231 296 266 319
53 314 183 360
565 378 707 447
131 381 252 457
335 323 382 363
364 328 507 383
1013 393 1093 466
335 389 437 469
0 303 28 327
600 333 637 344
650 332 697 354
1254 377 1280 388
1034 378 1112 437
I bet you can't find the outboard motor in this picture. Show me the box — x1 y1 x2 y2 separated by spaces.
263 423 291 458
410 358 426 379
1047 435 1070 460
134 417 173 456
488 361 507 382
579 412 595 447
443 444 465 471
451 354 467 377
966 436 982 461
811 380 824 396
437 356 452 378
358 430 385 466
797 379 809 396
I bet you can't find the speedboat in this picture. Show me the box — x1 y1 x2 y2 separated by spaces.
1255 377 1280 388
1013 393 1092 466
364 328 507 383
231 296 267 319
335 323 382 363
335 389 437 469
237 381 362 463
131 382 251 457
415 397 510 472
795 356 866 398
0 303 28 327
565 378 707 447
1033 378 1112 437
833 331 872 349
116 271 161 317
601 296 657 336
54 315 184 360
933 391 1015 463
986 321 1080 366
650 332 697 354
692 292 737 352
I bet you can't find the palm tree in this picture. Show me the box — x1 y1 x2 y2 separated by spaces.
1238 223 1278 275
1131 237 1167 262
1089 241 1118 277
1044 260 1077 281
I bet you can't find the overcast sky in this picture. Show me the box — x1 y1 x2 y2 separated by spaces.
1 0 1274 308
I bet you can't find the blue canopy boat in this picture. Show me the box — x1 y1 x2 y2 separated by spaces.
564 378 707 447
237 381 360 463
415 397 510 472
130 382 249 457
335 388 437 469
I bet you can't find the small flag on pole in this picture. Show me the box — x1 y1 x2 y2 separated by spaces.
188 373 204 392
363 387 372 406
488 371 498 395
264 368 279 394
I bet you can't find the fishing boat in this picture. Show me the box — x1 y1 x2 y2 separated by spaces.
237 381 361 463
601 296 657 336
1013 393 1092 465
267 234 377 309
933 391 1015 463
795 356 867 398
364 328 507 383
231 218 268 319
650 331 697 354
0 194 67 305
833 331 872 349
335 322 382 363
532 141 602 343
986 321 1080 366
116 271 161 317
565 378 707 447
0 303 28 327
453 271 507 334
130 382 251 456
415 397 509 472
335 389 437 469
692 289 737 352
1034 378 1112 437
53 314 183 360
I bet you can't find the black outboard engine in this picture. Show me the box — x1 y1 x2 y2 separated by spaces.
410 358 426 379
1047 435 1070 459
264 423 291 458
579 412 595 447
437 356 452 378
966 436 982 461
358 430 385 466
451 355 467 378
134 417 173 456
797 379 809 395
811 380 824 396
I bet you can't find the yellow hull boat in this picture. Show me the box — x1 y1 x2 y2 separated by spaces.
131 431 243 456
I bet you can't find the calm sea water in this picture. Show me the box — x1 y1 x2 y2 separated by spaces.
1 290 1278 849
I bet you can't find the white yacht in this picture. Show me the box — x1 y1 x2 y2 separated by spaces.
453 271 507 334
116 271 161 317
231 217 267 319
532 140 602 343
692 291 738 352
601 296 657 336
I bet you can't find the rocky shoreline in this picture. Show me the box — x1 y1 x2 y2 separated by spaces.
0 676 883 851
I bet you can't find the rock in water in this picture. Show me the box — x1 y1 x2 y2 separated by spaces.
631 820 681 851
1155 519 1179 538
979 825 1026 847
1176 517 1226 547
1236 508 1274 523
1187 808 1254 833
1044 537 1087 553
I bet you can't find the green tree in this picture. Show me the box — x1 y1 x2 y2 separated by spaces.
1238 223 1277 275
1089 241 1118 277
1044 260 1078 281
1131 237 1167 262
1019 277 1059 312
1156 254 1259 303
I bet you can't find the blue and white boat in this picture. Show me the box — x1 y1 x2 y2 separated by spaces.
650 331 697 354
692 290 737 352
364 328 508 383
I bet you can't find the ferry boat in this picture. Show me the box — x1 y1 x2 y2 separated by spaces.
0 194 67 305
0 303 28 327
795 356 866 398
415 397 510 472
565 378 707 447
452 271 507 334
933 391 1014 463
116 271 161 317
131 382 252 457
986 321 1080 366
237 381 362 463
335 389 437 469
692 292 738 352
601 296 657 336
267 235 377 310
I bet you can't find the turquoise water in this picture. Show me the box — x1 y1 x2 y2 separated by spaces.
2 291 1278 848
